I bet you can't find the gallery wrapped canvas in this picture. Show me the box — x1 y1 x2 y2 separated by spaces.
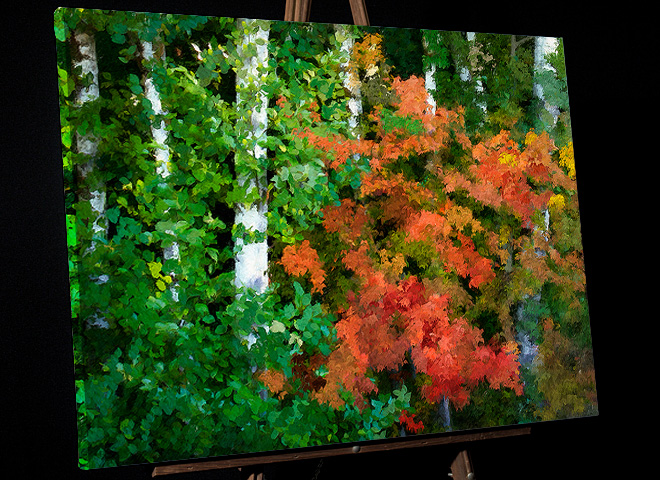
55 7 597 469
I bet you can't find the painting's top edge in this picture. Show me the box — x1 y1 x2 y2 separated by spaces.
54 6 562 40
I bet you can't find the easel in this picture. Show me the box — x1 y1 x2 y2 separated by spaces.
150 2 532 478
152 426 532 478
285 0 370 25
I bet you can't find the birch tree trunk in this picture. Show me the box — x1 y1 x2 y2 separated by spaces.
423 35 452 430
515 36 559 370
459 32 487 117
72 28 109 329
234 19 271 348
534 36 560 127
423 31 438 113
337 25 362 137
140 37 180 303
141 39 174 180
72 29 106 248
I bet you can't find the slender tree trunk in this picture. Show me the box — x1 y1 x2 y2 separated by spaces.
72 29 106 248
337 25 362 136
423 32 438 113
140 38 180 303
424 35 452 431
234 18 270 295
459 32 487 117
72 28 109 328
534 36 560 127
141 39 174 180
515 36 559 371
234 19 271 348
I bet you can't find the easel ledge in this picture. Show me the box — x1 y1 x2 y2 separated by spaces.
152 425 531 476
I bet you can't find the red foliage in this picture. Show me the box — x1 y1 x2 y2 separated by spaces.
314 248 521 408
322 199 370 245
399 410 424 433
295 70 532 412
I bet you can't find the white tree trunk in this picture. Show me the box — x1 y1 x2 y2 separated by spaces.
141 38 180 302
73 29 106 245
514 37 560 372
534 36 560 126
72 29 110 328
459 32 487 117
423 32 438 113
337 25 362 136
234 19 270 332
422 37 453 431
141 40 174 181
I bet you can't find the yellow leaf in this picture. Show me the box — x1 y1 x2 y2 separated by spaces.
524 130 538 145
498 152 517 166
559 142 576 179
148 261 162 278
548 194 565 212
270 320 286 333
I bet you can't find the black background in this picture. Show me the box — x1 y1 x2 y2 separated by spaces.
2 1 644 478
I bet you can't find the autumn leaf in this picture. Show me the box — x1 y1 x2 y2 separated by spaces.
399 410 424 433
257 369 289 400
280 240 326 293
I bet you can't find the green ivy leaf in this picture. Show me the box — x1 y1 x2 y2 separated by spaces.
111 33 126 44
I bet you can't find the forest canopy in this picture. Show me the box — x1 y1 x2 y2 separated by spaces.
55 7 597 469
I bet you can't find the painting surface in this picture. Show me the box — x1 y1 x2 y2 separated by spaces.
56 7 597 469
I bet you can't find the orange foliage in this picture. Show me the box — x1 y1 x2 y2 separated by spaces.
322 199 370 245
280 240 326 293
312 342 377 410
351 33 384 70
289 45 588 413
402 210 495 289
368 77 468 167
257 369 288 400
297 130 375 171
443 130 574 227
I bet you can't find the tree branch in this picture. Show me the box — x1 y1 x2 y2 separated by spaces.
510 35 534 58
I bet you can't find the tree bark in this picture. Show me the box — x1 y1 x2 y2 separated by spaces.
140 37 181 303
71 28 109 328
141 39 175 181
234 19 271 327
72 28 106 247
337 24 362 136
423 31 438 113
514 36 560 371
424 34 453 431
460 32 487 117
510 34 534 58
534 36 560 126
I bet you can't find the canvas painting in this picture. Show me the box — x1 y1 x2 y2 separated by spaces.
55 7 598 469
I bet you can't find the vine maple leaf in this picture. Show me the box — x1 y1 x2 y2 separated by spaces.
322 199 369 245
280 240 326 293
399 410 424 433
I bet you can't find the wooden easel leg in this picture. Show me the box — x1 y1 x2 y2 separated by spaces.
450 449 475 480
348 0 370 26
285 0 370 26
284 0 312 22
239 467 264 480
